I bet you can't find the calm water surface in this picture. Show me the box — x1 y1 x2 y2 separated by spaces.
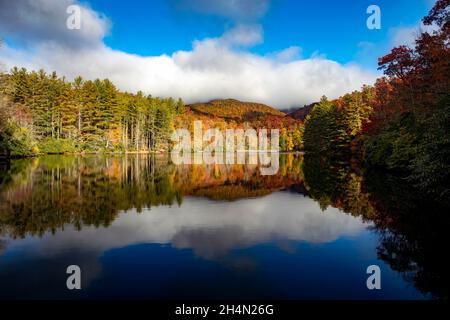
0 154 447 299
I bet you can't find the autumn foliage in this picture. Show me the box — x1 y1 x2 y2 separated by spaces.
303 0 449 204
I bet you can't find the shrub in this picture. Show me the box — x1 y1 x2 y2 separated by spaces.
38 138 78 154
0 120 37 157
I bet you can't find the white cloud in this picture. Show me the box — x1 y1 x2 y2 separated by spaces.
0 0 377 108
271 46 303 63
389 23 438 48
0 0 110 48
220 24 264 47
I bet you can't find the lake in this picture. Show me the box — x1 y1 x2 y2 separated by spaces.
0 154 447 299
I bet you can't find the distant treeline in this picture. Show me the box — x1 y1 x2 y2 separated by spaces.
0 68 306 155
0 70 184 155
303 0 449 205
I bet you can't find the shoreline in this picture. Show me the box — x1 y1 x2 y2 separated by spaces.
4 150 305 160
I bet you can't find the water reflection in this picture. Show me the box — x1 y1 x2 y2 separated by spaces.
302 154 449 300
3 194 367 259
0 154 448 299
0 155 306 236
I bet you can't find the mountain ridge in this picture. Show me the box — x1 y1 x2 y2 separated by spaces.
186 99 286 120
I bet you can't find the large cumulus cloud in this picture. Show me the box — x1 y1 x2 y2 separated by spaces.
0 0 109 48
0 0 377 108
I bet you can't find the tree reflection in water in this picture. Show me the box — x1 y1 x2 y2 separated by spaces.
303 154 449 300
0 154 448 299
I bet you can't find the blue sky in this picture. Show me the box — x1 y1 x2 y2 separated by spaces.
89 0 432 65
0 0 436 107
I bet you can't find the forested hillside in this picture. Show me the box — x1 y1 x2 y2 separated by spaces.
177 100 304 151
303 0 449 204
188 99 285 119
0 70 304 155
288 103 316 121
0 69 184 155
